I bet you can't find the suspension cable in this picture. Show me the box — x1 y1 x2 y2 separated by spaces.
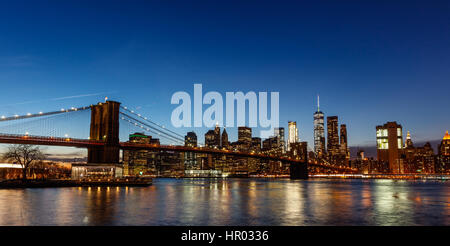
120 112 184 144
0 106 90 122
120 105 184 138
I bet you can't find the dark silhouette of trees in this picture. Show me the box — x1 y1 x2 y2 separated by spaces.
2 144 45 181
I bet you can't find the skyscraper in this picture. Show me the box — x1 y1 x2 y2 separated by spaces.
313 95 325 157
185 131 197 147
340 124 349 159
274 127 286 153
221 128 229 149
327 116 339 156
205 127 220 148
238 126 252 146
214 122 221 146
405 131 413 148
288 121 298 151
439 131 450 155
123 132 160 175
414 142 435 174
437 131 450 173
184 132 198 170
376 121 404 173
251 137 262 152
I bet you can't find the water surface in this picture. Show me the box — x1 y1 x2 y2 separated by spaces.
0 178 448 226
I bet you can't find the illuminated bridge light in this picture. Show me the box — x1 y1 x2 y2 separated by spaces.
27 113 31 116
1 116 5 119
39 112 43 114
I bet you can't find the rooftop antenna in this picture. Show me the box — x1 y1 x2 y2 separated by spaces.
317 94 320 112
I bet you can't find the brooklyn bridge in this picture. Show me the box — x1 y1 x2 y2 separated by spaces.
0 100 357 179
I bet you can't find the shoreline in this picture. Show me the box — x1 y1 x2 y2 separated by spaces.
158 174 450 181
1 174 448 188
0 178 152 188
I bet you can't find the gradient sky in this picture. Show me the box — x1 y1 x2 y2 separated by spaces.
0 0 449 156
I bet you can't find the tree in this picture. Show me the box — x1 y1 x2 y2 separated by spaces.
2 144 46 181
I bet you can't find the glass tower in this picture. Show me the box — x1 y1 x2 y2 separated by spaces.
288 121 298 151
313 95 325 157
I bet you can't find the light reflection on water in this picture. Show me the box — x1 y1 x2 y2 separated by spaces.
0 178 448 226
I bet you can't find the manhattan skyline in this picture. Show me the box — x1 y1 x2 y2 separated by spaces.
0 0 449 152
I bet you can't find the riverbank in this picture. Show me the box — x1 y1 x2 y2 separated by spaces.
0 178 152 188
310 174 450 180
159 174 450 180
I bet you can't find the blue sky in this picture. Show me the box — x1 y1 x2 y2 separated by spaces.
0 0 449 156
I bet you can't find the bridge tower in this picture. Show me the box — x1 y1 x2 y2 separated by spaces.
289 161 308 179
87 100 121 164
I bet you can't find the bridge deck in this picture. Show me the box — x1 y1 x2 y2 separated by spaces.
0 133 357 172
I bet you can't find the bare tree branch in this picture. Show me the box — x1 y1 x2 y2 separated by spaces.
2 144 45 180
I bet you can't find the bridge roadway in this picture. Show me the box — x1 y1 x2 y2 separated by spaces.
0 133 357 172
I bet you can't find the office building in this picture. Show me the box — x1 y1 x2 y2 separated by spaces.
376 121 404 173
327 116 340 156
340 124 350 159
251 137 262 152
238 126 252 146
437 131 450 173
184 132 198 170
313 96 326 157
274 127 286 153
185 131 197 147
221 128 229 149
288 121 298 151
123 132 160 175
205 130 219 148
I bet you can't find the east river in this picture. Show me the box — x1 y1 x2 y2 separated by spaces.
0 178 448 226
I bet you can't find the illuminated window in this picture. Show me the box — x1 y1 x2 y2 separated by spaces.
397 128 402 137
377 138 389 149
398 138 402 149
383 129 388 137
376 129 382 137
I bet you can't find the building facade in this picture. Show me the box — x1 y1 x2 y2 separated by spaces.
205 130 219 148
326 116 340 157
238 126 252 148
274 127 286 153
313 106 325 158
123 132 160 176
340 124 350 160
437 131 450 173
376 121 404 173
288 121 298 151
184 132 198 170
185 131 197 147
221 128 229 149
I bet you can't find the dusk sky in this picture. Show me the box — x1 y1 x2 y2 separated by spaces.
0 0 449 156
